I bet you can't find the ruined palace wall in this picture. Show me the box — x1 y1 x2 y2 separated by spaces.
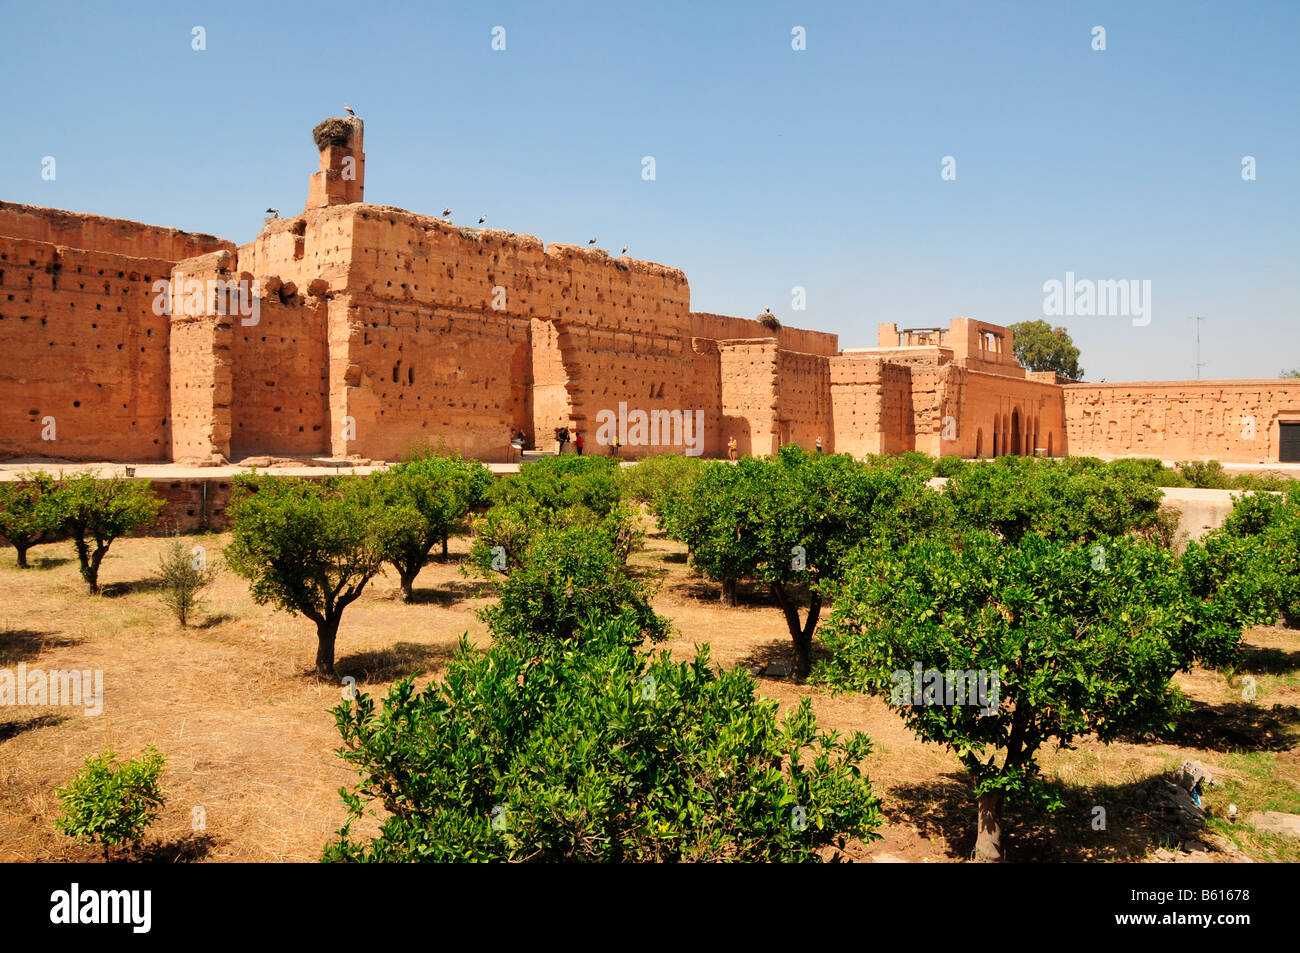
684 339 724 458
1064 381 1300 463
955 369 1066 458
0 202 231 261
719 341 778 456
229 295 329 459
0 239 175 461
322 208 692 461
774 350 834 452
691 311 839 357
829 357 911 456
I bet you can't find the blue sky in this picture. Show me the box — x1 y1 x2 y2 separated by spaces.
2 1 1296 381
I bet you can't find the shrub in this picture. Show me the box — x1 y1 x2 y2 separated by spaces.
0 471 61 568
324 614 881 862
55 746 166 860
1175 459 1232 489
53 471 165 594
618 453 705 523
490 454 621 516
945 455 1168 545
155 537 215 626
475 504 666 653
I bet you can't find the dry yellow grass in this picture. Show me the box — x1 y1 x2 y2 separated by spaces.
1 524 1296 862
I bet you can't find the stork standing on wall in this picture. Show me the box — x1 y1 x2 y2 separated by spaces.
442 208 452 218
588 238 598 245
344 103 356 117
266 208 279 218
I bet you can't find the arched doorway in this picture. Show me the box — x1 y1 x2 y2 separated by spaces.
975 428 983 458
1011 409 1022 457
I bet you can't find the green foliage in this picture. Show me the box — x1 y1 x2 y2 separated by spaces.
1008 319 1083 380
618 453 705 523
224 475 397 674
155 537 214 626
944 455 1171 545
0 471 61 568
1185 489 1300 631
814 531 1233 856
323 614 881 862
490 454 621 517
55 746 166 858
475 503 667 652
369 454 494 600
666 445 945 677
53 471 164 594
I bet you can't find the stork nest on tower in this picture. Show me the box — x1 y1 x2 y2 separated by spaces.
312 118 354 149
757 312 781 330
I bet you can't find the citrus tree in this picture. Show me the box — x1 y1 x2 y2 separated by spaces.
53 471 164 594
224 475 400 675
0 471 61 568
324 613 881 862
814 531 1248 860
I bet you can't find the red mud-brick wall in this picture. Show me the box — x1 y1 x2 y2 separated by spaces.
684 339 724 458
0 202 231 262
1064 380 1300 463
229 295 329 459
959 370 1066 459
690 312 839 357
829 357 912 456
0 240 177 461
774 350 833 452
719 341 778 456
319 209 691 462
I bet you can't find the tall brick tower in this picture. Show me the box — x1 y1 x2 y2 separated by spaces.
306 116 365 210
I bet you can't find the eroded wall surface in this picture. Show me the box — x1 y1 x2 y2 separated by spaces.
1065 381 1300 462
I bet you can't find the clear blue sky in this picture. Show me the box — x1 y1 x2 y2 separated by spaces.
3 1 1296 381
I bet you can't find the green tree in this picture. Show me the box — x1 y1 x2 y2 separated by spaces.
371 454 493 601
667 446 942 678
0 471 61 568
490 454 621 517
474 505 667 654
323 613 881 862
224 475 395 675
1281 368 1300 379
814 532 1245 861
54 471 164 594
1009 320 1083 380
55 746 166 860
945 455 1174 546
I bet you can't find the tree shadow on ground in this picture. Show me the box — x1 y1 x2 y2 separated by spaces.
733 638 831 680
403 579 496 606
1239 644 1300 675
30 555 72 569
0 712 67 743
659 551 688 564
194 613 236 629
1130 699 1300 753
676 580 777 606
335 641 460 684
0 630 78 666
100 577 168 598
131 833 220 863
888 771 1224 862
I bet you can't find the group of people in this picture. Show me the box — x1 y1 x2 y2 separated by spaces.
555 427 618 456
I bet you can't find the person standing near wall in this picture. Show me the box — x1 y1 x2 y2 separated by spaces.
816 435 823 453
727 435 738 461
575 432 584 456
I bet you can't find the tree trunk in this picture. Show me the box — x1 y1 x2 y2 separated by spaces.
14 543 30 569
720 577 738 606
315 616 340 676
399 570 416 603
975 790 1005 862
441 536 449 559
772 583 821 680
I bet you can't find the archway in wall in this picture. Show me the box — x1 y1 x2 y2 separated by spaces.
1011 409 1021 456
975 428 983 458
992 428 998 457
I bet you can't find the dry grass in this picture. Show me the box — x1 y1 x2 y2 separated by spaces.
1 523 1297 863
